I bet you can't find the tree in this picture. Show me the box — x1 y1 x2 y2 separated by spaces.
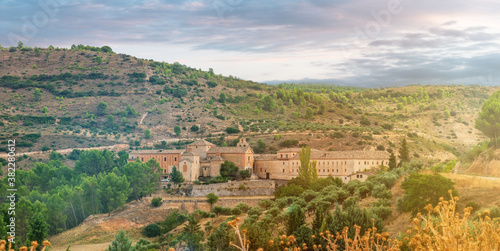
190 125 199 132
286 204 305 235
220 161 238 179
206 193 219 209
121 161 159 201
41 106 48 115
399 173 457 216
144 129 151 139
181 216 203 250
151 197 162 207
108 230 135 251
27 212 49 246
476 90 500 148
239 169 251 179
388 152 397 170
98 171 131 216
0 213 6 240
298 147 318 187
96 102 108 116
34 46 41 56
101 45 113 53
170 166 184 185
74 150 115 176
398 137 410 166
174 126 181 136
143 224 161 237
33 88 42 101
261 95 277 112
305 107 314 120
253 139 266 153
219 92 226 104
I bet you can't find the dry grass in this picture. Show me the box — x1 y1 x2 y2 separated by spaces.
407 192 500 250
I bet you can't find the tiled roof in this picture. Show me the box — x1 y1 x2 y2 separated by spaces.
208 156 225 161
288 150 389 160
130 149 184 154
207 146 253 154
254 154 278 161
188 139 216 146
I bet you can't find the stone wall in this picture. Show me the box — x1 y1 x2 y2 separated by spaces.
188 180 276 197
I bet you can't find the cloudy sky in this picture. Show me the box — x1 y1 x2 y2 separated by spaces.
1 0 500 87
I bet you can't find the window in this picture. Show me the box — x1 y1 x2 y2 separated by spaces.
283 162 285 165
174 157 177 161
141 157 144 161
360 174 363 178
164 157 166 161
323 169 325 173
283 169 285 173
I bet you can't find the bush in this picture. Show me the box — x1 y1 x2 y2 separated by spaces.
190 125 199 132
225 127 240 134
231 207 242 216
143 223 161 237
247 206 262 216
371 184 392 199
238 169 251 179
151 197 162 207
234 203 249 213
258 199 272 209
370 206 392 220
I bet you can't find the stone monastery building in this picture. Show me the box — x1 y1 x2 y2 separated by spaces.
128 138 389 183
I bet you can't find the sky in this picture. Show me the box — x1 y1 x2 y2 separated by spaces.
1 0 500 87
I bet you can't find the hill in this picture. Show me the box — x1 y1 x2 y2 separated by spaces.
0 45 498 171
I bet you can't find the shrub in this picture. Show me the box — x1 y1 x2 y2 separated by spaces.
231 207 242 216
258 199 273 209
398 173 457 215
247 206 262 216
151 197 162 207
143 223 161 237
234 203 249 213
225 127 240 134
370 205 392 220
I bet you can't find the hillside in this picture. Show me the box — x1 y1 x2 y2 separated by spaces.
0 45 497 172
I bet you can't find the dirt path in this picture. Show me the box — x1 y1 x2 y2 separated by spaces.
51 242 111 251
140 112 148 125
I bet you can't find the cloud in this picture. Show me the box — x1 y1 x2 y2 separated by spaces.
0 0 499 85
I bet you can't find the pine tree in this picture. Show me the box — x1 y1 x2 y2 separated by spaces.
108 230 135 251
476 90 500 148
398 137 410 166
311 209 324 234
170 166 184 185
286 204 305 235
389 152 397 170
27 212 49 246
